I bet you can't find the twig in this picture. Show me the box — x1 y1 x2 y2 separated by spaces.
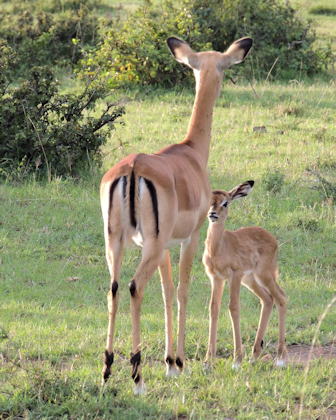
22 106 51 182
265 56 279 83
248 77 259 98
298 295 336 419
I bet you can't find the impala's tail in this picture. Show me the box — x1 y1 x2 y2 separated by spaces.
101 169 160 242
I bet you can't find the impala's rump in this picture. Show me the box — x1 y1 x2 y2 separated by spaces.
101 149 210 247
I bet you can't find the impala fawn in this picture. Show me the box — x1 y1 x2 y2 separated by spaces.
203 181 287 368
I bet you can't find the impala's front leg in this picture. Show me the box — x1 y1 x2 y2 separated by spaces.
228 271 243 369
205 273 225 363
158 250 178 376
129 242 164 395
176 231 199 371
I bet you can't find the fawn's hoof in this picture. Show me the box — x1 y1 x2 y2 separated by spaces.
133 380 147 396
275 358 286 368
232 361 241 370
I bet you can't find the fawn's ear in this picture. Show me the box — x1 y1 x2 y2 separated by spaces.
220 37 253 68
167 37 200 69
229 180 254 201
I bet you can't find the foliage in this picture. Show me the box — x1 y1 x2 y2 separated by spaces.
0 39 17 89
261 169 285 193
0 0 102 78
306 167 336 203
0 66 124 179
79 0 333 88
309 5 336 16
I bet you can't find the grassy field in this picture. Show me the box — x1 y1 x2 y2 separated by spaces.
1 0 336 418
1 79 335 418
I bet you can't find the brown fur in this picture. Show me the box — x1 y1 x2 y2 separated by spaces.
203 185 287 366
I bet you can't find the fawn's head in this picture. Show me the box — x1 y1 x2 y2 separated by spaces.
208 180 254 223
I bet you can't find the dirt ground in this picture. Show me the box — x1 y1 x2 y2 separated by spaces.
287 343 336 365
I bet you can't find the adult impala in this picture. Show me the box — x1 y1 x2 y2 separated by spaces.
100 36 253 394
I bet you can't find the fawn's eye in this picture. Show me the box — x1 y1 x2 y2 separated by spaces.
221 201 228 207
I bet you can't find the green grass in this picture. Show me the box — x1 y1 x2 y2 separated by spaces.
1 79 335 418
293 0 336 55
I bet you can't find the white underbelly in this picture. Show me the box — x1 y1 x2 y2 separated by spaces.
132 230 190 249
165 236 191 249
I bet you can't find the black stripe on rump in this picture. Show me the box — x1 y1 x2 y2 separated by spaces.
108 178 121 235
122 175 127 199
129 171 137 228
144 178 159 236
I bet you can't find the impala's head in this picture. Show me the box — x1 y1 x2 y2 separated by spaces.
166 36 253 86
208 180 254 223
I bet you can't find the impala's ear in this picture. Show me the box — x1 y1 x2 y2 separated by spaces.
220 37 253 68
229 180 254 201
167 37 199 69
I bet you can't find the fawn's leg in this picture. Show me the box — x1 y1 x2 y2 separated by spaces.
228 271 243 368
243 274 274 361
205 273 225 362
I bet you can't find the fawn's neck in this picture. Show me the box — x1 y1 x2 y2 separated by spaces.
206 222 227 257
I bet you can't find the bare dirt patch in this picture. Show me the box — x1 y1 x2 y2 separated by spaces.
287 343 336 365
319 409 336 420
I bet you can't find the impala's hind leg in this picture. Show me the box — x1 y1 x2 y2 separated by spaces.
267 280 287 366
102 235 124 383
158 250 178 376
129 240 164 394
255 268 287 366
176 230 200 371
242 274 274 361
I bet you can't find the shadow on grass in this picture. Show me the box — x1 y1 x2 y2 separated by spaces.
0 363 172 419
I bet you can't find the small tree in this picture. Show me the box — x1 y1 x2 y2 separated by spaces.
79 0 333 87
0 0 101 78
0 66 124 180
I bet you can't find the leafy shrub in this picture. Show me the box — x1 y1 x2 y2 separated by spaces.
309 5 336 16
261 169 285 193
306 168 336 203
0 67 124 179
0 0 101 77
79 0 333 88
0 39 17 88
295 217 320 232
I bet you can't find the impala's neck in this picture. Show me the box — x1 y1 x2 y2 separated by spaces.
206 221 226 257
183 69 222 164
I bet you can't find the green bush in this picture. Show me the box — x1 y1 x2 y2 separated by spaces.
309 5 336 16
0 66 124 180
0 0 101 77
79 0 333 87
0 39 17 88
306 168 336 203
261 169 285 193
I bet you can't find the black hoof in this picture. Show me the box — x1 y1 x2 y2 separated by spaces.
102 350 114 382
175 357 183 369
